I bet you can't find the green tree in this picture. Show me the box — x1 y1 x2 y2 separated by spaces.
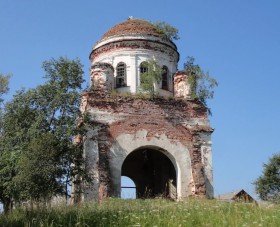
0 73 11 213
0 57 85 213
140 60 162 98
38 57 86 201
0 89 34 214
184 56 218 114
0 73 11 136
14 134 65 203
254 153 280 202
153 21 180 41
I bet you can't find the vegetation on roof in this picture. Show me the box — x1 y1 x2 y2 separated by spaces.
153 21 180 41
101 18 179 42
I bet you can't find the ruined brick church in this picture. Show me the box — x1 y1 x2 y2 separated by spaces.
73 18 214 202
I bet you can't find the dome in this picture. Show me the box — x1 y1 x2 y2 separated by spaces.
100 19 164 41
92 18 178 52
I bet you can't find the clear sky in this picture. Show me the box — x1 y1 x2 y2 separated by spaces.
1 0 280 200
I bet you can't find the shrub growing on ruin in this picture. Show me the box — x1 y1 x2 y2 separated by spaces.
184 56 218 114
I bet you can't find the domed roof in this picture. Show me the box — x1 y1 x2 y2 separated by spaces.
91 18 179 61
100 19 163 41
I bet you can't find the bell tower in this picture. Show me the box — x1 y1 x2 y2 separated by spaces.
72 19 214 203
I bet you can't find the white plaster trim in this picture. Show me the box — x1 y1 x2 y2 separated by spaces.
93 34 177 50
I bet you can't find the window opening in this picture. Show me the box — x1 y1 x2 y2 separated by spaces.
116 62 126 88
162 66 168 90
140 61 148 74
140 61 149 85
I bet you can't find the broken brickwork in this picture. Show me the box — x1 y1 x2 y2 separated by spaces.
79 89 213 201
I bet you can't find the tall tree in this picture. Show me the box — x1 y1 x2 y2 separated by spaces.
254 153 280 202
184 56 218 114
0 73 11 213
0 57 85 213
2 97 52 205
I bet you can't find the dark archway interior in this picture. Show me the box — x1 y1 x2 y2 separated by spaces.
121 148 176 198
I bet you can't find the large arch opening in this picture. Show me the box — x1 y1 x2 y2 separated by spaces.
121 147 177 199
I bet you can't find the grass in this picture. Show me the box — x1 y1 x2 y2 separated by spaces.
1 198 280 226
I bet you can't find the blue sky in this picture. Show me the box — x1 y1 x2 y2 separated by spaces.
1 0 280 200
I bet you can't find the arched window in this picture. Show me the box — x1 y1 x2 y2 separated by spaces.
140 61 148 85
116 62 126 88
140 61 148 74
162 66 168 90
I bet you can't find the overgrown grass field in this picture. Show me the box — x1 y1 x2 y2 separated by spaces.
1 198 279 226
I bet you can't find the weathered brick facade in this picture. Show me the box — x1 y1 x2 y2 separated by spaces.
73 18 214 202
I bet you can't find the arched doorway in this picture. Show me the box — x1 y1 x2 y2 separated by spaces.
121 147 177 199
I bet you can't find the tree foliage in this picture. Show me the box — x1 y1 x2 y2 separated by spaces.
14 134 64 201
153 21 180 41
0 73 11 104
184 56 218 114
140 60 162 98
0 73 12 213
254 153 280 202
0 57 85 213
0 74 11 131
